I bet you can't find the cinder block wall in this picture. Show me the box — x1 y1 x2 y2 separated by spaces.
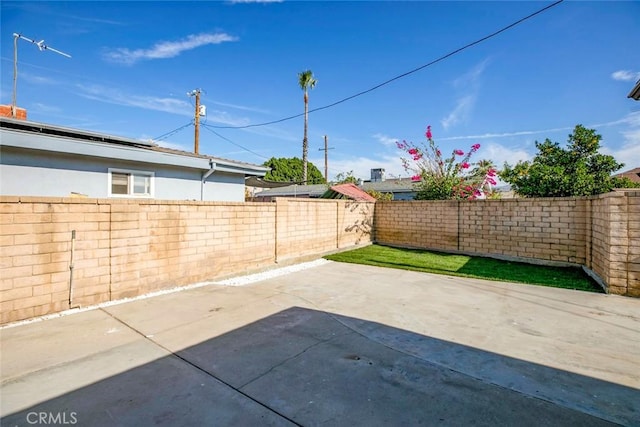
275 199 339 261
1 193 637 324
374 198 588 263
375 192 638 297
373 201 459 251
1 197 374 324
459 198 588 263
589 191 640 297
629 192 640 296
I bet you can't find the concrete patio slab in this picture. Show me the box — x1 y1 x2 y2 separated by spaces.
1 260 639 426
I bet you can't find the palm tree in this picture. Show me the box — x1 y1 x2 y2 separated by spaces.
298 70 317 183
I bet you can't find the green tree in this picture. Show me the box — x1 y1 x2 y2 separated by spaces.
263 157 325 184
332 171 359 184
500 125 624 197
612 176 640 189
298 70 317 184
365 189 394 201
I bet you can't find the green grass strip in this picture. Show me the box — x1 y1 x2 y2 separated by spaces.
324 244 602 293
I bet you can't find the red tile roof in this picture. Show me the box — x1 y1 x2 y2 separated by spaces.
329 183 377 202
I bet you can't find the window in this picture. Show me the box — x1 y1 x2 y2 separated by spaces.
108 169 154 197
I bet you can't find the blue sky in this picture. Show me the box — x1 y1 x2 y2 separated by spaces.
2 1 639 182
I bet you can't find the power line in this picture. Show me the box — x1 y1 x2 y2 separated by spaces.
207 0 564 130
154 121 193 141
201 123 269 159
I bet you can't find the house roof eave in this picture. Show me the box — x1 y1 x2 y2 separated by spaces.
0 118 267 176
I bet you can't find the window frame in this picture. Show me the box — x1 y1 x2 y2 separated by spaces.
108 168 155 198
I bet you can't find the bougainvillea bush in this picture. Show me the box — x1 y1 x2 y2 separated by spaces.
397 125 497 200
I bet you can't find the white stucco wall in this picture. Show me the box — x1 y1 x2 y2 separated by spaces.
0 147 245 202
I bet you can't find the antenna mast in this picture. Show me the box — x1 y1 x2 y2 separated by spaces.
12 33 71 118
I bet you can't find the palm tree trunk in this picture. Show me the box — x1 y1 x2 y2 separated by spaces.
302 92 309 183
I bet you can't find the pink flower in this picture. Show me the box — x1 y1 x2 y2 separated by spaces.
412 154 423 161
471 144 480 151
411 174 421 182
426 125 432 140
436 149 441 157
454 149 464 156
487 177 497 186
487 168 497 177
408 148 418 155
461 162 470 169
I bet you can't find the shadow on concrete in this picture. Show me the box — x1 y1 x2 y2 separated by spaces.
3 307 637 426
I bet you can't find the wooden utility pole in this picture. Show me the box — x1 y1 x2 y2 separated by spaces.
318 135 334 182
193 89 201 154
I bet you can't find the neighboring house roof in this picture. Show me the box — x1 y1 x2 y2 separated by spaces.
322 183 376 202
629 80 640 101
613 167 640 183
0 117 269 176
254 184 329 198
361 178 416 194
245 176 304 188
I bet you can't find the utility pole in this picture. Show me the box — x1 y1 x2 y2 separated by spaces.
189 89 201 154
318 135 334 182
194 89 200 154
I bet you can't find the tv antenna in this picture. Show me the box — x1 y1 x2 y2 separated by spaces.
11 33 71 118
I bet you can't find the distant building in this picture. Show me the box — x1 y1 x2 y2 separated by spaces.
361 169 416 200
252 184 329 202
370 168 385 182
253 169 419 201
613 167 640 183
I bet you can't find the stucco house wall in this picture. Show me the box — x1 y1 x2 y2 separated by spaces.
0 118 267 202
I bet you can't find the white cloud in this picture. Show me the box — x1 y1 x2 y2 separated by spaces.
211 100 271 114
103 32 238 65
20 72 56 85
602 117 640 168
311 154 407 182
441 95 475 130
440 126 573 141
453 59 489 89
440 112 640 142
372 133 399 147
611 70 640 82
204 111 251 127
31 102 62 113
154 140 191 151
481 142 533 168
76 84 192 115
75 84 251 127
441 59 488 130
